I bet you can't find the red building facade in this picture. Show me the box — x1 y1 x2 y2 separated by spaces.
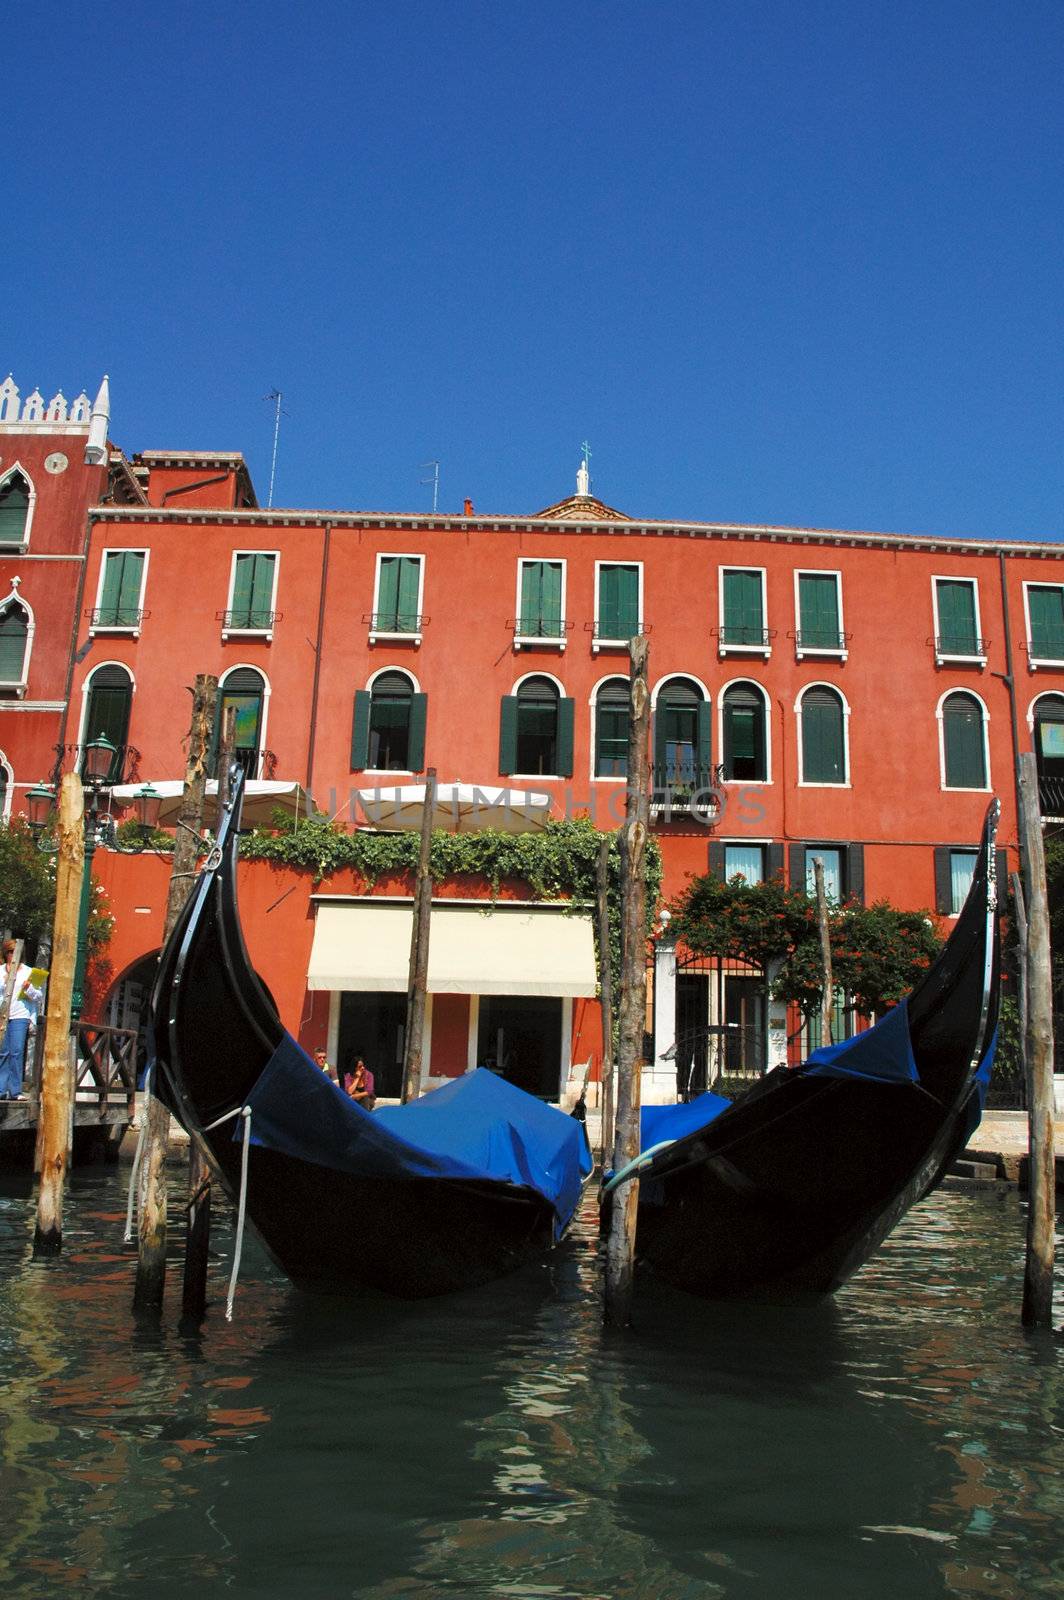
3 380 1063 1102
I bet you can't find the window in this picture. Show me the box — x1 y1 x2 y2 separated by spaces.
225 552 277 634
948 849 977 916
214 668 266 778
499 677 574 776
654 678 711 789
1026 583 1064 664
0 468 32 547
0 753 10 821
94 551 146 631
933 578 982 661
788 841 864 904
516 559 565 644
802 988 854 1053
351 673 426 772
805 847 842 903
719 568 768 652
1033 693 1064 818
82 664 132 783
941 691 987 789
372 555 423 637
796 571 845 655
799 686 847 784
0 597 30 690
594 679 629 777
594 563 640 645
724 843 765 884
721 682 767 780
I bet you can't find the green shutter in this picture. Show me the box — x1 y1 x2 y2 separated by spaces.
521 561 562 636
377 556 420 630
231 554 274 626
936 580 977 654
943 696 985 788
696 699 712 777
799 574 839 649
407 693 427 772
350 690 371 769
397 558 420 630
231 554 254 623
1029 586 1064 659
0 607 26 681
0 475 29 546
377 557 399 625
556 697 575 777
599 565 638 638
499 696 518 774
100 552 144 625
802 694 844 783
250 554 275 623
723 571 763 645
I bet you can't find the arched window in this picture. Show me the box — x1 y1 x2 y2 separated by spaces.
0 470 31 547
941 691 987 789
722 682 767 781
215 668 266 778
800 686 846 784
654 677 710 788
1033 694 1064 805
0 752 11 820
0 598 30 689
83 664 133 783
350 672 426 772
594 679 629 777
499 677 574 777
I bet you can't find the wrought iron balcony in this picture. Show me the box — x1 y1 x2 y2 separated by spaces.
796 627 849 654
87 606 149 631
650 762 723 823
208 746 278 781
512 615 571 647
1027 632 1064 664
717 625 772 652
934 633 987 660
1039 775 1064 820
218 609 281 634
367 611 425 637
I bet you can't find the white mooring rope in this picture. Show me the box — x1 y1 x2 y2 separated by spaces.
225 1106 253 1321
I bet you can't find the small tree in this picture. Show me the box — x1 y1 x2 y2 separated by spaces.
0 820 58 951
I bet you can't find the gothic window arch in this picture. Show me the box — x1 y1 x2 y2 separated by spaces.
0 588 32 694
0 466 34 549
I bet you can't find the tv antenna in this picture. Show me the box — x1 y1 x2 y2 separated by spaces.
263 389 289 509
420 460 440 514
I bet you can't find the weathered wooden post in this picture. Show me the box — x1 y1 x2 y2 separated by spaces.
1010 871 1029 1050
813 857 833 1048
181 675 220 1320
596 835 615 1166
1018 753 1056 1328
402 767 436 1103
33 776 82 1256
605 635 650 1326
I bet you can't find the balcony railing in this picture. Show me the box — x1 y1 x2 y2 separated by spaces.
368 611 425 638
218 609 281 634
796 627 849 654
87 606 149 631
935 633 987 659
591 619 645 645
512 615 571 646
1039 775 1064 820
718 625 772 652
208 746 278 781
1028 632 1064 664
650 761 722 822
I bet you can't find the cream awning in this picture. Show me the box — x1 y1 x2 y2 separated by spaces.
307 901 597 998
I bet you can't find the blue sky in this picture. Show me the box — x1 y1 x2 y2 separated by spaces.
7 2 1062 537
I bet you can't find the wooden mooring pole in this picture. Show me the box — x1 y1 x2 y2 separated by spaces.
605 635 650 1327
596 835 615 1167
180 676 220 1321
813 857 833 1048
1017 753 1056 1329
33 775 83 1256
402 767 436 1103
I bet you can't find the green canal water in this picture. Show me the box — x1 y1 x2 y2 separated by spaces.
0 1168 1061 1599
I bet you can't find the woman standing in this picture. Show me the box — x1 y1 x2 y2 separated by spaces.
0 941 43 1099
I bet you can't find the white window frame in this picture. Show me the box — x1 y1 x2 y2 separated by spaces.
217 664 271 776
508 669 567 780
361 665 422 776
0 462 36 552
721 840 769 885
588 673 630 784
592 560 643 652
0 752 12 821
90 548 150 638
1022 580 1064 669
222 550 280 641
0 584 35 697
514 557 567 652
931 574 985 667
793 569 846 662
936 688 991 793
370 552 425 646
718 566 770 659
717 676 773 786
948 848 979 917
77 660 135 754
795 683 851 789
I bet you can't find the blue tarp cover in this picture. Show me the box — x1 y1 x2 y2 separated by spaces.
640 1093 730 1151
237 1037 593 1238
804 998 919 1085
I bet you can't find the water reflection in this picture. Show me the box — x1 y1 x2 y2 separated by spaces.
0 1170 1061 1598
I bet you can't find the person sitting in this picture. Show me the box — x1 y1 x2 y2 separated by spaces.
344 1055 376 1109
313 1048 338 1083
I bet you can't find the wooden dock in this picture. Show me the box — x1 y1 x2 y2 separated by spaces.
954 1108 1064 1188
0 1021 137 1165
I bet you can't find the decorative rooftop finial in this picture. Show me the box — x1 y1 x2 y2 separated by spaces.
85 374 110 465
577 439 591 497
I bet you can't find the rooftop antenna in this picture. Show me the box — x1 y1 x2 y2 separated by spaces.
263 389 288 509
420 460 440 514
577 439 592 497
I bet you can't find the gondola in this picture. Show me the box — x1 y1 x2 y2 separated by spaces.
603 800 1002 1299
149 767 592 1300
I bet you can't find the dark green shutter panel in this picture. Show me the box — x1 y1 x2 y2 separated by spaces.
1028 586 1064 657
556 697 575 777
377 557 399 624
350 690 371 770
724 571 762 643
250 554 275 622
943 696 985 788
799 574 839 647
708 841 725 879
936 580 976 653
767 843 785 881
232 554 254 622
407 694 427 772
788 843 805 889
600 564 638 637
696 700 712 777
499 696 518 775
0 474 29 545
846 843 865 905
118 553 143 622
803 694 844 782
0 608 26 681
397 558 420 630
933 846 952 915
99 554 122 621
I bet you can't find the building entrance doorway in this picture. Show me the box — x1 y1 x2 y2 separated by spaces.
338 991 406 1099
476 995 562 1099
